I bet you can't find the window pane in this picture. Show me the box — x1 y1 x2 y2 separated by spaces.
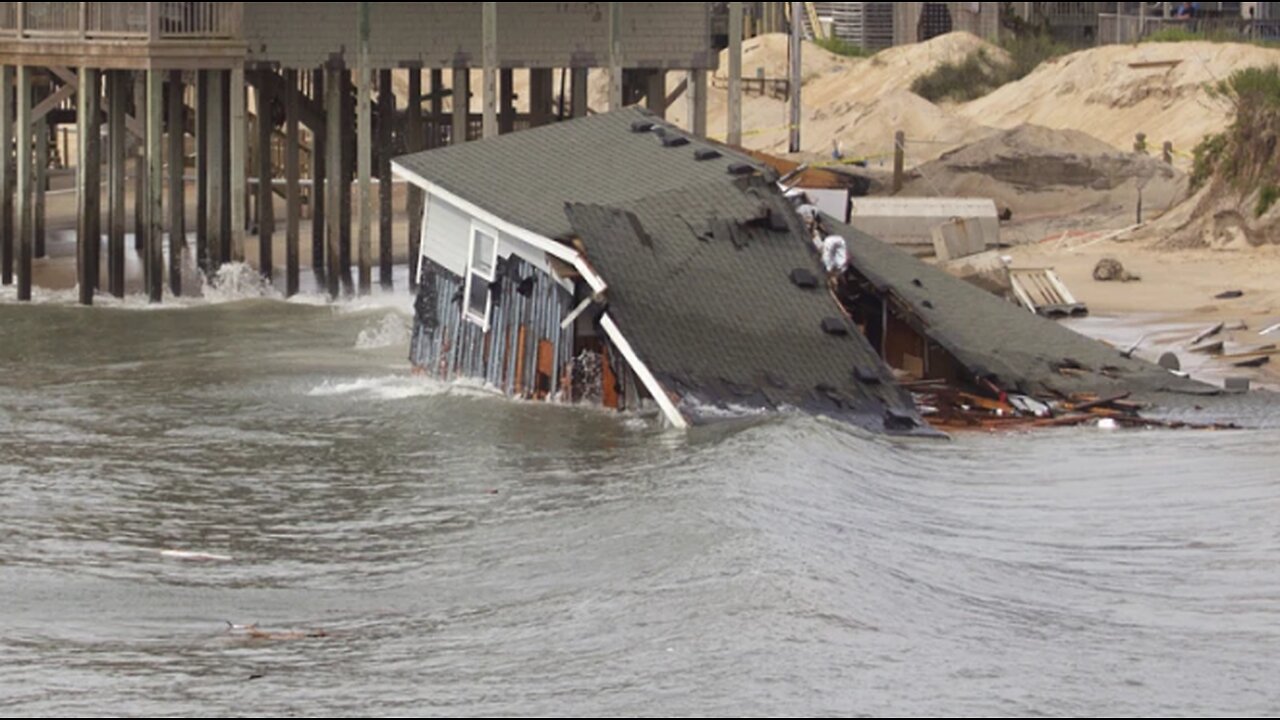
472 230 495 276
468 272 489 319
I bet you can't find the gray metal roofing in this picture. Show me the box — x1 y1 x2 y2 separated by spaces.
392 107 768 241
566 179 924 432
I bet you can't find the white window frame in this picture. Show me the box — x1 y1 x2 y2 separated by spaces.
464 222 499 330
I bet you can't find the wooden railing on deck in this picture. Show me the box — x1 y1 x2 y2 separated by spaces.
1098 13 1280 45
0 2 242 40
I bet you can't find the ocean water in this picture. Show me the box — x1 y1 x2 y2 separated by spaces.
1 282 1278 717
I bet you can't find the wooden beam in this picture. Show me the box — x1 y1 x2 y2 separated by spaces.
30 80 75 126
482 2 498 139
206 70 225 268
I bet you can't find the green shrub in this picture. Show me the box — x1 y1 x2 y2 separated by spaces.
910 33 1068 103
814 36 874 58
1257 185 1279 217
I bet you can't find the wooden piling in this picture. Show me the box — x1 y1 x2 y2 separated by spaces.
0 65 12 286
728 2 743 146
609 2 623 110
206 70 225 268
571 67 588 119
284 68 300 297
451 67 469 145
377 68 393 290
146 69 163 302
169 69 185 296
77 68 101 301
108 71 126 297
15 65 30 301
133 73 144 252
530 69 554 127
482 3 498 139
255 70 273 281
357 62 372 295
430 69 443 149
324 63 342 299
406 69 423 290
229 67 246 264
500 68 515 132
33 82 47 260
644 70 665 118
339 69 353 294
688 68 707 138
311 67 326 280
195 70 208 274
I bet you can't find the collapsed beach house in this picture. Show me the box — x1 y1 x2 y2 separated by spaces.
392 108 1279 433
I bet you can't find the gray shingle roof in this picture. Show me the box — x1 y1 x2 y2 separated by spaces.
831 216 1280 427
393 107 769 241
566 179 923 432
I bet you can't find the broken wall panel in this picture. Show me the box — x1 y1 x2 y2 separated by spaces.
411 256 573 400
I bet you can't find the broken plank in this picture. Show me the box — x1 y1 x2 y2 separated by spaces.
1188 322 1225 347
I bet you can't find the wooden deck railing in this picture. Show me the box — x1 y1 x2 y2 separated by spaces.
1098 13 1280 45
0 2 242 40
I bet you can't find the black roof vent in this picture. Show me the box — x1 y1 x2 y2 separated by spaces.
694 148 722 161
789 268 819 289
659 133 690 148
727 162 756 176
821 318 850 336
853 367 882 385
630 120 655 133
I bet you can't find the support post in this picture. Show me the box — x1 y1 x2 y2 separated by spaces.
571 67 588 118
356 3 372 294
206 70 225 268
109 71 126 296
406 69 423 289
499 68 515 132
482 1 498 139
169 69 185 296
229 67 246 264
15 66 29 300
609 3 623 110
789 1 802 153
339 69 353 293
133 73 144 251
728 1 744 146
377 68 392 289
195 70 208 274
530 69 553 127
451 67 469 145
0 65 11 286
430 69 443 149
311 67 325 278
688 68 707 137
255 70 273 282
284 68 300 297
33 82 47 260
324 63 342 298
75 68 101 304
644 70 665 117
146 69 163 302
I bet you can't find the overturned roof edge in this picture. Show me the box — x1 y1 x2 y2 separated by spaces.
390 162 609 296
